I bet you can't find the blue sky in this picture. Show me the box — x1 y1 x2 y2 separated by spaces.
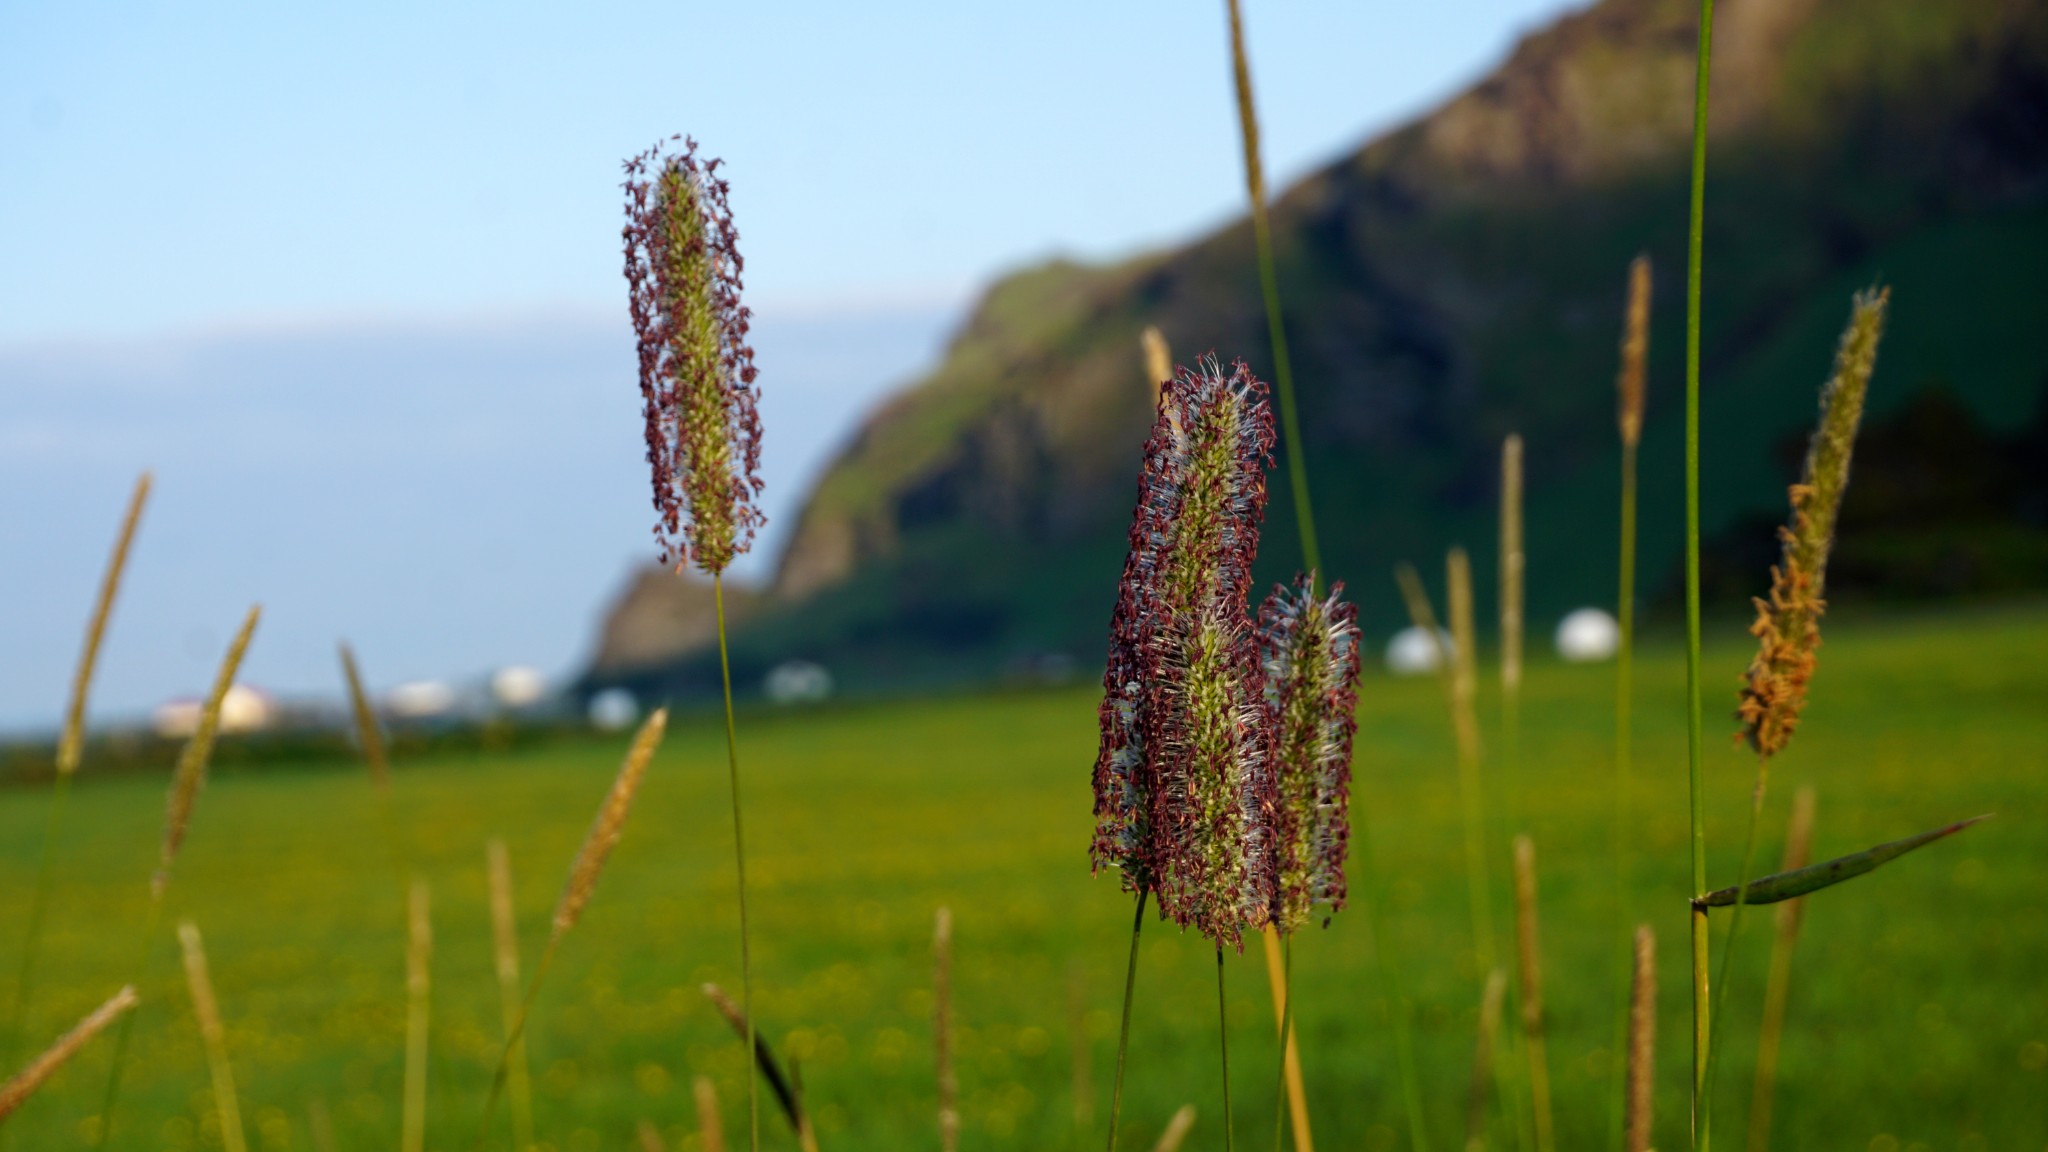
0 0 1576 730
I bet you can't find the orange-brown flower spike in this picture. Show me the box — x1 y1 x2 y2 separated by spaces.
624 137 765 577
1737 286 1889 759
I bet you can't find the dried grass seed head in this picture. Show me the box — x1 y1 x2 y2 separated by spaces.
158 605 261 898
1259 573 1359 932
0 986 139 1123
1618 255 1651 446
551 707 666 941
1737 286 1888 759
624 137 764 577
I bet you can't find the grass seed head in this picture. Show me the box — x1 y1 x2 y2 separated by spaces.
1737 286 1888 759
1625 923 1656 1152
157 605 261 899
1258 573 1360 932
551 707 666 942
0 986 138 1123
624 137 764 577
59 472 151 778
1093 356 1272 907
1618 255 1651 447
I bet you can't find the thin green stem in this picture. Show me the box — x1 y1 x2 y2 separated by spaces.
1702 771 1768 1114
1226 0 1320 580
1684 2 1717 1149
2 773 73 1079
90 890 164 1149
1354 817 1430 1152
475 940 560 1150
1610 437 1639 1152
1271 935 1292 1152
714 574 760 1152
1105 889 1148 1152
1218 948 1235 1152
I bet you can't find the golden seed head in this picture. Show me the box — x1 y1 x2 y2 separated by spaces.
551 708 666 942
1625 924 1656 1152
0 986 139 1123
1141 326 1172 404
1618 255 1651 447
1737 287 1888 759
59 472 151 778
1499 435 1524 693
157 605 261 898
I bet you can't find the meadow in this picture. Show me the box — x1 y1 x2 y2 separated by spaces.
2 600 2043 1152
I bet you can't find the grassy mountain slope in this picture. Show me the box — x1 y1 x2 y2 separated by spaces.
592 0 2048 701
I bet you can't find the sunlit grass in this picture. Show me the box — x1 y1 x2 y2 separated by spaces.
2 603 2044 1151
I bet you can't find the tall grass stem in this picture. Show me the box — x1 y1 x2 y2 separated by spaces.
1499 435 1525 839
3 474 150 1109
1682 2 1718 1147
714 573 761 1152
1106 890 1148 1152
1466 968 1506 1152
1261 929 1308 1152
177 923 247 1152
1512 838 1554 1152
487 841 536 1152
1625 926 1656 1152
935 907 958 1152
1216 949 1234 1152
1225 0 1319 579
403 880 432 1152
1611 252 1649 1152
1069 962 1094 1141
1745 787 1815 1152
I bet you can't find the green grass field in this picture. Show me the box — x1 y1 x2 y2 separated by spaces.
3 602 2045 1152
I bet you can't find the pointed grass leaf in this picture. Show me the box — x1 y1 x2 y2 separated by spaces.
1693 814 1989 909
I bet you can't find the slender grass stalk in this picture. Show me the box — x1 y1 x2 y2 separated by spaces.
1465 968 1506 1152
1511 837 1554 1152
1625 926 1656 1152
1068 961 1094 1141
177 923 247 1152
695 1074 727 1152
339 642 408 878
486 840 536 1152
1216 949 1235 1152
1395 561 1494 968
1353 820 1431 1152
1154 1105 1198 1152
1261 928 1309 1152
4 473 150 1099
477 709 666 1148
307 1098 337 1152
1681 3 1718 1148
1610 253 1651 1152
712 573 762 1152
701 984 819 1152
1106 891 1148 1152
1224 0 1319 577
935 907 959 1152
1143 327 1173 407
0 987 136 1126
1745 787 1815 1152
1499 435 1525 840
95 605 260 1150
402 880 431 1152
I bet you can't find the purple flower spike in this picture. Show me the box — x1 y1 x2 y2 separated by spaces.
1259 574 1360 932
1092 355 1278 951
623 136 765 577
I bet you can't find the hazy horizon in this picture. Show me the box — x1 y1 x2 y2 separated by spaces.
2 0 1580 732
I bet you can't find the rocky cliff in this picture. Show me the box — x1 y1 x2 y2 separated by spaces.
591 0 2048 700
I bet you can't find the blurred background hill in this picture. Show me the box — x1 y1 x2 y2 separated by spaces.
586 0 2048 706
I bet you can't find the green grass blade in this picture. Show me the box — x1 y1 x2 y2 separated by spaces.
1693 815 1990 909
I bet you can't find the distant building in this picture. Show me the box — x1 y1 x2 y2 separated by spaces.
153 684 275 738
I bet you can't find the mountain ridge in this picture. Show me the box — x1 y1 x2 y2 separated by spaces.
586 0 2048 701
